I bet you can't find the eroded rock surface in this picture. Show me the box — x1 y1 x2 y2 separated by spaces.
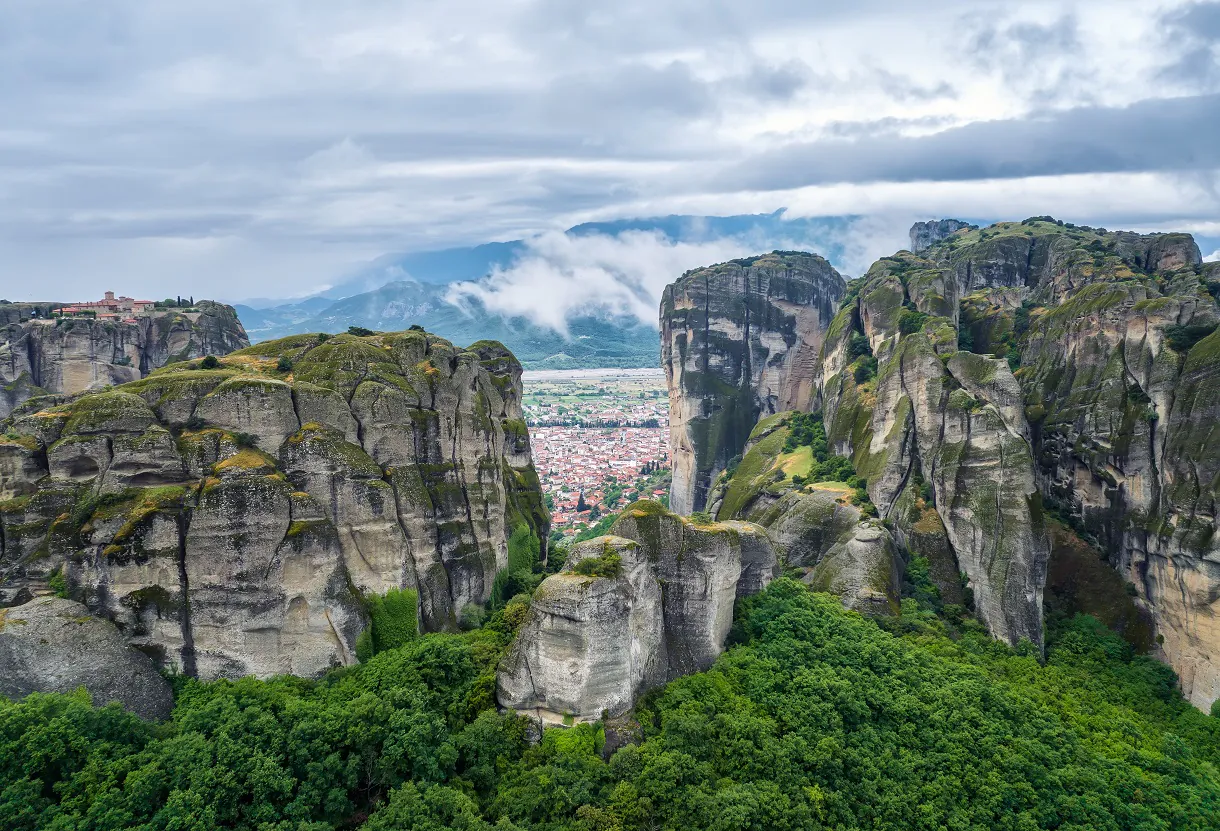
661 218 1220 710
909 219 977 254
497 502 775 722
0 330 547 681
661 252 845 514
706 414 903 615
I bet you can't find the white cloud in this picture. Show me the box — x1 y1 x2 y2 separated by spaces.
1206 249 1220 262
447 231 753 331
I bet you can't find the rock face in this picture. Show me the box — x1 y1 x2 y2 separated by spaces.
497 501 776 722
0 301 249 420
909 219 977 253
0 597 173 720
661 252 846 515
661 219 1220 711
819 261 1051 646
0 330 547 682
705 413 904 615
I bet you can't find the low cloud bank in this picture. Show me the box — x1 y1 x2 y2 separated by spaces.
446 231 753 332
444 217 908 333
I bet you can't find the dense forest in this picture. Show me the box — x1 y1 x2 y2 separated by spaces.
3 577 1218 831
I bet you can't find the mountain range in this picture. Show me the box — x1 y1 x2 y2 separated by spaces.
233 212 871 368
234 212 1220 369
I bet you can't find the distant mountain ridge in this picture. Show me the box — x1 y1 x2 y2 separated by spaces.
234 211 1220 369
234 212 871 368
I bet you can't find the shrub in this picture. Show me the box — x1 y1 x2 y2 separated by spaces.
348 326 377 337
571 552 622 578
199 355 220 369
360 587 419 658
1164 323 1217 353
458 604 487 631
231 432 258 449
490 526 543 609
847 331 872 361
275 356 293 372
48 567 69 599
853 356 878 384
897 308 929 336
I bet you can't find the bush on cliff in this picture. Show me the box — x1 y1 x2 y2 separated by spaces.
356 587 420 660
490 525 543 610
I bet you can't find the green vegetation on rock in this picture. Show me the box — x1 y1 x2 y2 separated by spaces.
355 587 420 661
3 579 1217 830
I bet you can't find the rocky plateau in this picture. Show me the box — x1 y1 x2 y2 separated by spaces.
0 301 249 420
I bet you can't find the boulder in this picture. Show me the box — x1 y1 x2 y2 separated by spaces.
0 597 173 720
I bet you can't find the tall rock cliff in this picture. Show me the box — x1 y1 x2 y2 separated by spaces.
497 501 776 723
937 219 1218 708
0 330 547 681
661 220 1220 710
661 252 846 515
0 301 249 420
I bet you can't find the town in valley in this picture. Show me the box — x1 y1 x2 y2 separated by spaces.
522 368 670 541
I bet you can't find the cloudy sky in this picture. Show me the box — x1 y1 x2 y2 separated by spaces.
2 0 1219 306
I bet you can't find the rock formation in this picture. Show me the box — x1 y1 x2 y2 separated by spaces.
0 596 173 720
909 219 977 253
497 501 776 723
661 252 846 515
0 301 249 419
0 330 547 682
661 219 1220 710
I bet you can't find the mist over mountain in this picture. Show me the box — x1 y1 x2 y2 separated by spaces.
234 211 911 367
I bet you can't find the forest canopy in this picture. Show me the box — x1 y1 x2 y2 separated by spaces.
2 580 1218 830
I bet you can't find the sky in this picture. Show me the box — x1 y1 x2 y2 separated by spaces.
2 0 1220 310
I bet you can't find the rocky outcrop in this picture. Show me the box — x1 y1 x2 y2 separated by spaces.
0 596 173 720
0 301 249 419
0 330 547 682
661 252 846 515
706 412 904 615
989 223 1216 708
909 219 977 254
805 522 902 616
880 218 1217 705
661 218 1220 710
497 501 775 723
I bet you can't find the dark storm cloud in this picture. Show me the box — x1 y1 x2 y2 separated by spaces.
1159 2 1220 88
715 94 1220 191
